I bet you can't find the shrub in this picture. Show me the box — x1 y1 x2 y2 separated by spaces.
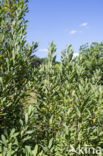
0 0 103 155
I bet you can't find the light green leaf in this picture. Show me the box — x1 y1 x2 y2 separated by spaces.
34 145 38 156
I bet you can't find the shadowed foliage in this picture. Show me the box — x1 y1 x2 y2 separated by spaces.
0 0 103 155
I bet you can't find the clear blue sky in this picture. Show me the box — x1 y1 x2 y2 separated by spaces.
26 0 103 61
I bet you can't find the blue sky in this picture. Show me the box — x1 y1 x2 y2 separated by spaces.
26 0 103 61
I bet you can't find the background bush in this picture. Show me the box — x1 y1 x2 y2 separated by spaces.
0 0 103 155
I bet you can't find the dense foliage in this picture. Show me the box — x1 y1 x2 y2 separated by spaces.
0 0 103 155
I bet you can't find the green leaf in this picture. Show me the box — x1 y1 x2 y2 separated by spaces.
33 145 38 156
48 138 53 149
23 136 31 142
76 106 81 117
0 77 3 84
1 135 7 145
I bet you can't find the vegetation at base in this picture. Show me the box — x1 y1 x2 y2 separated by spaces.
0 0 103 155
